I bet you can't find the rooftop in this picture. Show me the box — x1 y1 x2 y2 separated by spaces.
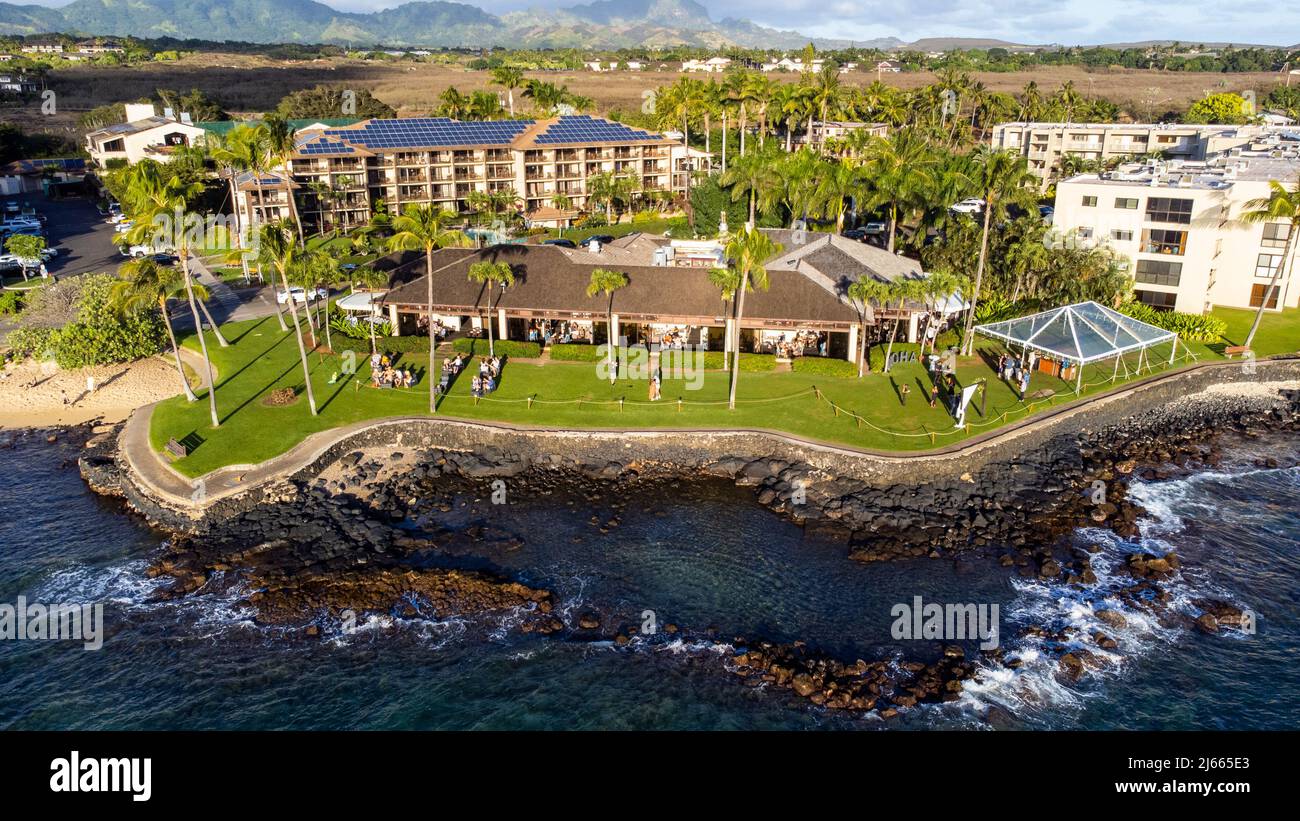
296 115 674 156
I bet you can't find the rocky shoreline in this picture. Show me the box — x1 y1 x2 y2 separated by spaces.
69 369 1299 717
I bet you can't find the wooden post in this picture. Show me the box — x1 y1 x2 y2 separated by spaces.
677 398 682 412
527 396 533 409
619 398 624 412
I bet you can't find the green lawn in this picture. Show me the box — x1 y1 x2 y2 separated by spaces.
1212 306 1300 358
151 313 1223 478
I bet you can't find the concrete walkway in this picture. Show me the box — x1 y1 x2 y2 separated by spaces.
113 356 1298 512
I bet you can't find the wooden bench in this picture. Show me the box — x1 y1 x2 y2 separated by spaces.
164 438 188 459
1223 345 1251 358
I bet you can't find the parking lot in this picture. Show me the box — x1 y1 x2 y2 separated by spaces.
3 192 124 279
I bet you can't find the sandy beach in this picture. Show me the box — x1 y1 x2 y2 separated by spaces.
0 357 187 428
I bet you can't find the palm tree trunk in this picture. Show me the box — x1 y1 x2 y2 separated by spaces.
486 283 496 359
180 254 219 427
739 107 747 156
266 260 290 332
727 272 749 410
883 299 902 372
161 296 198 402
961 204 994 356
606 296 617 385
426 250 437 413
857 319 868 377
284 289 318 416
196 298 229 347
1244 228 1293 348
887 204 897 253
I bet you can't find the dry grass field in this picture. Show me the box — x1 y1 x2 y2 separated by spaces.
7 52 1290 138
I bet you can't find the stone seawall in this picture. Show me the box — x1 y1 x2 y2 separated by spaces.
81 358 1300 545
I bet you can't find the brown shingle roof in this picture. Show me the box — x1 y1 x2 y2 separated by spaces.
379 244 860 327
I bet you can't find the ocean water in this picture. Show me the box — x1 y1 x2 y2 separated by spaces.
0 430 1296 731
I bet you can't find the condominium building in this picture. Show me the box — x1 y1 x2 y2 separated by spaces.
991 122 1285 189
278 115 696 234
1052 132 1300 315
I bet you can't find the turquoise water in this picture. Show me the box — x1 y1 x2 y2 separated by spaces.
0 431 1296 730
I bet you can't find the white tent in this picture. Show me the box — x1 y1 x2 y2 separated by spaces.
974 300 1186 392
336 290 385 315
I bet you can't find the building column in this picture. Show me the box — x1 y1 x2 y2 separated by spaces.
724 318 735 353
498 308 508 341
846 324 858 363
609 313 620 347
907 313 919 344
389 304 401 336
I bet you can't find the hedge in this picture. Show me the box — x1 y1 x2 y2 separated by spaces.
791 356 859 378
333 335 430 354
548 342 606 362
451 337 541 358
699 351 776 372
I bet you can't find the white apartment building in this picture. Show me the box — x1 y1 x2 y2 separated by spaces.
991 122 1285 189
1053 133 1300 315
84 104 208 168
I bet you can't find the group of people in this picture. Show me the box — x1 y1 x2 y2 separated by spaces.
763 330 827 359
527 320 589 345
471 355 503 398
415 317 452 340
369 352 416 389
997 352 1036 400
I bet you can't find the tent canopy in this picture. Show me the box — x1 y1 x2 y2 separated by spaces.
974 301 1176 364
336 291 385 314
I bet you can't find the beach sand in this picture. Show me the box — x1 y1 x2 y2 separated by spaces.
0 357 186 428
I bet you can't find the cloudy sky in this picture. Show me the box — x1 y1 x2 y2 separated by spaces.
28 1 1300 45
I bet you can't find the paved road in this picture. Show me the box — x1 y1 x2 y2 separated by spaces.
167 256 287 332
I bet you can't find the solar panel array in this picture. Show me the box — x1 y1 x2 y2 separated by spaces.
298 136 356 156
535 115 660 145
325 118 535 150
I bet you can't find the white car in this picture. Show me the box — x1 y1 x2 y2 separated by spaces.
277 287 328 305
119 243 173 258
114 222 134 234
949 198 985 215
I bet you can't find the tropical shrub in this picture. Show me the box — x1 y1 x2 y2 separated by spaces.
0 290 24 316
699 351 776 371
1118 301 1227 343
332 335 429 354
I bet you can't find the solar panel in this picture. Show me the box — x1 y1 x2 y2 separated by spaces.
324 118 536 150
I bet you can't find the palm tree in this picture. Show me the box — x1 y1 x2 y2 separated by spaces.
813 159 861 233
657 77 705 200
467 260 515 359
960 146 1037 356
859 129 936 252
387 205 472 413
586 267 628 384
264 114 306 246
846 277 889 376
881 278 919 373
121 164 221 428
720 151 779 229
111 256 199 402
777 149 825 228
587 172 635 224
349 264 389 357
258 220 318 416
709 264 741 370
1241 180 1300 348
721 226 781 409
438 86 472 119
209 124 266 282
490 66 525 116
808 64 842 149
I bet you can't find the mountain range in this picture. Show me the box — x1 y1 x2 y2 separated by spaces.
0 0 902 49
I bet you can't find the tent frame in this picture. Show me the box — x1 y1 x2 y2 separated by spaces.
974 301 1189 395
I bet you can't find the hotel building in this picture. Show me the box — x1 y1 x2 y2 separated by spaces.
991 122 1287 189
1052 131 1300 315
267 115 699 234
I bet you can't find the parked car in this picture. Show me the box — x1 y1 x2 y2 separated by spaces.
842 228 868 241
542 238 577 248
949 198 985 215
277 286 328 305
120 242 175 258
579 234 616 248
2 201 19 216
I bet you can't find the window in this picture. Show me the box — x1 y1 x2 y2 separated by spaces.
1262 222 1292 249
1115 197 1139 210
1111 229 1134 241
1081 195 1098 207
1256 253 1284 278
1141 228 1187 255
1145 197 1193 224
1251 283 1280 309
1135 259 1183 286
1135 289 1178 310
1076 227 1094 240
